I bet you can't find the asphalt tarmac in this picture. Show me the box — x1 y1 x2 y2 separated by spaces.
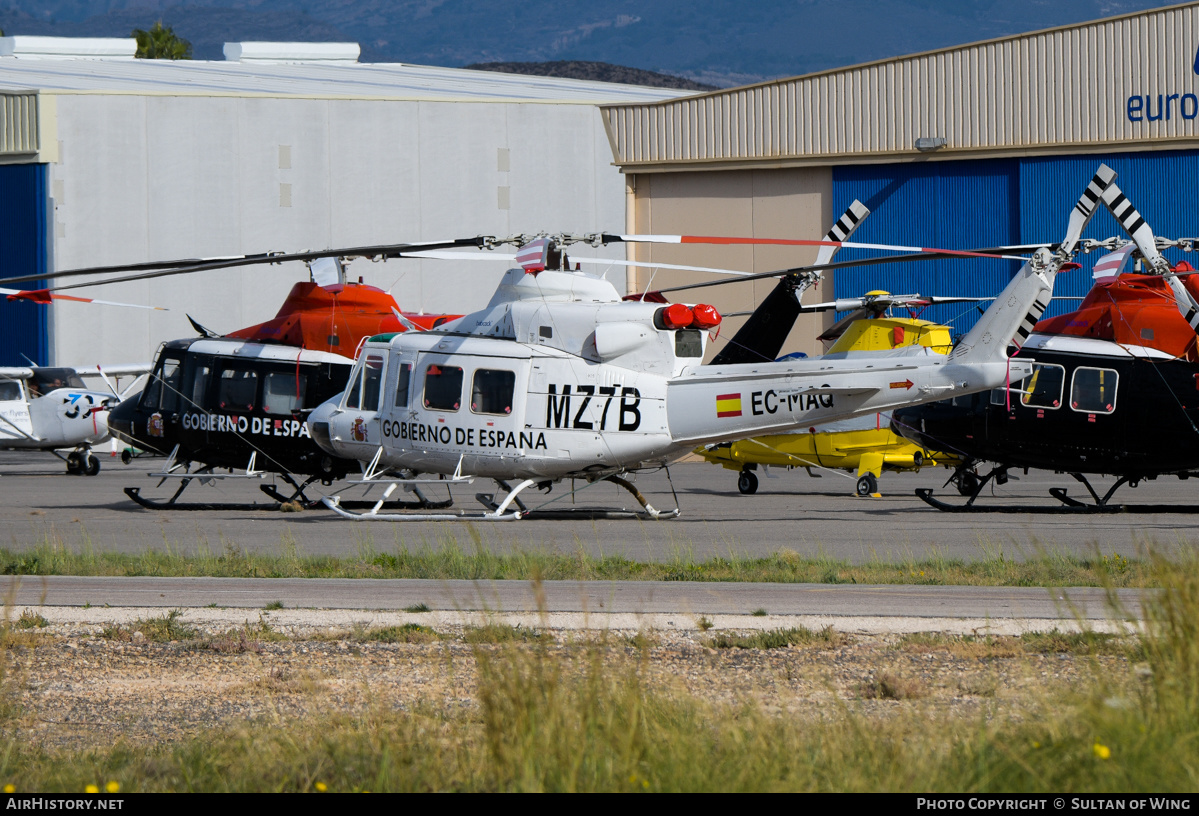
2 450 1197 562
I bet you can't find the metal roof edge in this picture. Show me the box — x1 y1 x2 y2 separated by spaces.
612 137 1199 173
35 88 613 105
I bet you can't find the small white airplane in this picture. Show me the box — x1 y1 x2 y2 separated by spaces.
304 166 1118 520
0 364 151 474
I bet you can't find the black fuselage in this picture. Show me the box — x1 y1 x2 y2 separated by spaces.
108 338 358 478
892 340 1199 477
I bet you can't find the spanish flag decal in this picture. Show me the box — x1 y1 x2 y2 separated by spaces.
716 393 742 418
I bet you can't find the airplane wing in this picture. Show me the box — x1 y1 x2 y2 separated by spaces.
75 364 154 378
0 367 34 380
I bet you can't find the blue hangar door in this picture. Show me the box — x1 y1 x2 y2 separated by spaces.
831 159 1022 340
832 151 1199 338
0 163 48 366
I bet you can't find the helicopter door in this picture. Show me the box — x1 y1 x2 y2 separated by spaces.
465 363 527 462
329 351 386 458
0 379 32 443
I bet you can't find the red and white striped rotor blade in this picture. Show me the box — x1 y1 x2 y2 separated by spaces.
1 287 168 310
606 234 1028 262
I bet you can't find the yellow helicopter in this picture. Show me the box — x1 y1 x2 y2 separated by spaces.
697 291 974 496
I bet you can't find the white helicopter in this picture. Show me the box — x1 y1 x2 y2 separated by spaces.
0 363 151 474
0 283 159 474
305 166 1118 520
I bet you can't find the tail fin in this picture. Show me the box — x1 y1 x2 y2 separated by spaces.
949 164 1115 364
1100 181 1199 332
710 199 869 365
814 199 871 267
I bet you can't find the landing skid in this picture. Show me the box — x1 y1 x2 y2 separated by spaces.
323 467 681 522
917 468 1199 513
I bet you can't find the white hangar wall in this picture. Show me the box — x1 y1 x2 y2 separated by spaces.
45 93 626 366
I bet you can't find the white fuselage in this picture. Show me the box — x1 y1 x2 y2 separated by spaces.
309 326 1025 481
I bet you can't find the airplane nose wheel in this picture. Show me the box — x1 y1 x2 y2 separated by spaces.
737 468 758 495
66 450 101 476
856 473 878 496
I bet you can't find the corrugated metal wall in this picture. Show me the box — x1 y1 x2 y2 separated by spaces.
831 160 1022 335
0 163 48 366
832 150 1199 336
603 2 1199 169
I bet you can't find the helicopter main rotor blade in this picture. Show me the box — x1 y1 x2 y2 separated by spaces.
653 250 1018 296
602 232 1029 262
0 287 169 310
404 249 755 278
0 237 493 289
709 199 873 367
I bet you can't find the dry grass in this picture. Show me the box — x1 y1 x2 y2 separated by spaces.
859 671 927 700
709 625 846 650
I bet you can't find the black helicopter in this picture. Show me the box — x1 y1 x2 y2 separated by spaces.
892 178 1199 512
0 238 487 509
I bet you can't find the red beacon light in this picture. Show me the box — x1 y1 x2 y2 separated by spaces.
691 304 722 330
655 303 695 330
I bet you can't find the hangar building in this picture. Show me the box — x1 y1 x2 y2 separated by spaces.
0 38 683 367
600 1 1199 358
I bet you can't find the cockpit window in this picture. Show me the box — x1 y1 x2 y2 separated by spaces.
142 358 183 412
0 381 21 401
424 364 463 412
471 369 515 415
343 361 363 409
217 368 258 412
264 372 307 415
675 329 703 358
1018 363 1065 409
342 355 385 412
1070 367 1118 414
30 368 86 395
362 355 384 412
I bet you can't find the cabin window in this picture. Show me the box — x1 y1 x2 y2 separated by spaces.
1017 363 1065 409
217 368 258 412
143 357 183 412
264 372 307 415
0 381 21 401
675 329 703 358
394 363 412 408
471 369 515 415
1070 367 1118 414
424 364 463 411
989 388 1006 406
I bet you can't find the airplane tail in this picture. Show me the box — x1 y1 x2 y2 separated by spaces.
710 199 869 365
948 164 1116 364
